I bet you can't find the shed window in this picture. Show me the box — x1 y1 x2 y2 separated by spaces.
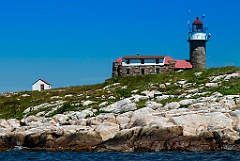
127 69 130 74
141 69 145 75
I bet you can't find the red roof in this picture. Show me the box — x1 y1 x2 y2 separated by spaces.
114 57 122 63
175 60 192 69
164 56 175 64
32 79 51 85
192 17 203 25
114 57 122 65
164 56 192 69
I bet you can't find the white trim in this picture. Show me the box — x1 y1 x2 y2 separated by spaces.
188 32 208 41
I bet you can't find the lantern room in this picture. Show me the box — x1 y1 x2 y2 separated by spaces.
188 16 209 42
192 17 203 32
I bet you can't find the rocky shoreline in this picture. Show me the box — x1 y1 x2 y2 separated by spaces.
0 71 239 152
1 93 240 152
1 124 240 152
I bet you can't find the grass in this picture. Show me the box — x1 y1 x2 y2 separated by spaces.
46 103 74 117
0 66 239 120
136 99 148 109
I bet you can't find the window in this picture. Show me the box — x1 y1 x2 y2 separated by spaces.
141 59 144 64
156 59 159 64
159 58 164 63
126 59 130 64
192 24 203 32
156 68 160 74
141 69 145 75
127 69 130 74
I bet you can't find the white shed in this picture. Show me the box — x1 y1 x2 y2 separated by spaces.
32 79 52 91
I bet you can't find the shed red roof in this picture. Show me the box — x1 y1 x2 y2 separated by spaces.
32 79 51 85
174 60 192 69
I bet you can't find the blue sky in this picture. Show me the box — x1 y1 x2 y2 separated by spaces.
0 0 239 92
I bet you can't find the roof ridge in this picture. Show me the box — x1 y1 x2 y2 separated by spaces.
32 79 51 85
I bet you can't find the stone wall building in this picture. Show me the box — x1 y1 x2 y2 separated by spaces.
112 55 192 77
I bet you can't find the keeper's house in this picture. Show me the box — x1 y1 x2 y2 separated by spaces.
112 55 192 77
32 79 52 91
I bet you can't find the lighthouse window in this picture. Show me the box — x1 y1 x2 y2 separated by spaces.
141 59 144 64
193 24 203 32
156 59 159 64
127 69 130 74
126 59 130 64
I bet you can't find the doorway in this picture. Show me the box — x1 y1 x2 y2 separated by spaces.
40 84 44 91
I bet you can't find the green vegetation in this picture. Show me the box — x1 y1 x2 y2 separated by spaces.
136 99 148 109
46 103 74 117
0 66 239 120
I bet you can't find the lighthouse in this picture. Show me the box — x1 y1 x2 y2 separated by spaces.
188 16 210 69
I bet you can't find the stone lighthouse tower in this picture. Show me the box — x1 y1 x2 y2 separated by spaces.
188 16 210 69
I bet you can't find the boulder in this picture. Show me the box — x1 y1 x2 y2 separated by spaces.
20 116 43 127
99 101 108 107
179 99 195 106
116 111 133 130
186 89 199 93
60 125 89 134
95 113 116 124
141 90 161 98
145 101 163 110
93 126 184 152
53 114 70 125
230 110 240 119
82 100 93 106
87 113 116 126
132 95 148 102
129 114 168 128
0 119 12 130
7 119 20 129
126 107 156 128
94 122 120 141
23 103 53 113
156 95 171 101
42 118 59 126
22 130 102 151
171 112 234 136
211 74 226 82
100 98 137 113
205 83 218 88
68 109 94 120
194 72 202 76
164 102 180 110
225 72 240 80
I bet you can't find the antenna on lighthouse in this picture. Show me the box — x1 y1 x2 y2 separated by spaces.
188 10 191 32
202 14 206 23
